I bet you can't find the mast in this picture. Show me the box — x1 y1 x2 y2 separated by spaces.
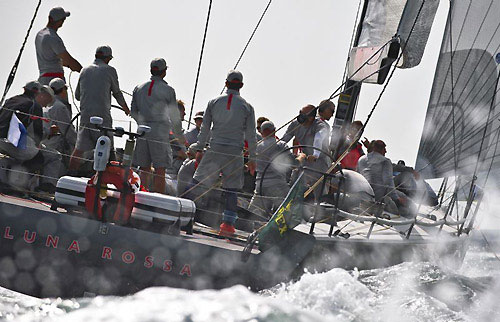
333 0 369 127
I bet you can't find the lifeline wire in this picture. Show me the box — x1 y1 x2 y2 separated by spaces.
0 0 42 106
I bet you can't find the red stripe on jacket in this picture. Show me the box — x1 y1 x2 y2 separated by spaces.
226 94 233 110
148 80 155 96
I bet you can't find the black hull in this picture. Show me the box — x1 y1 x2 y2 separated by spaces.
0 196 468 298
0 198 314 298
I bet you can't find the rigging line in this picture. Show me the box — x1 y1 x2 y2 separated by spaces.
443 7 500 109
480 230 500 262
423 70 499 159
179 106 321 199
271 37 394 139
426 94 500 162
329 38 395 100
0 105 101 134
426 1 496 137
442 0 494 107
429 117 500 167
447 0 460 180
68 71 80 113
219 0 273 95
427 1 499 131
187 0 213 130
0 0 43 106
482 125 500 188
341 0 364 84
430 23 500 144
121 90 132 97
186 145 333 202
430 0 473 114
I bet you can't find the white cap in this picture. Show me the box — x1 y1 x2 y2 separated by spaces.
49 78 66 91
24 80 42 92
260 121 275 132
150 58 167 71
40 85 55 99
226 70 243 83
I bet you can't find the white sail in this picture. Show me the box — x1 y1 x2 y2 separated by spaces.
348 0 439 83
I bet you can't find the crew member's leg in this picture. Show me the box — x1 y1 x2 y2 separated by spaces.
39 144 62 187
148 132 171 194
70 124 113 172
219 146 244 235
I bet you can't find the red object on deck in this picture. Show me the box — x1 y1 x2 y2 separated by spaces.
218 222 235 237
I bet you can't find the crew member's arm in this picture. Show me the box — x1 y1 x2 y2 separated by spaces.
32 103 44 146
308 127 329 161
74 77 81 102
58 51 82 72
167 90 184 145
280 121 297 143
109 68 129 115
245 104 257 175
382 159 397 199
130 87 139 122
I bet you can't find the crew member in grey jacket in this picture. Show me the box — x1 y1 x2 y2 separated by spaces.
184 111 204 145
131 58 184 193
248 121 305 218
189 70 257 235
43 78 77 172
35 7 82 85
281 104 330 196
69 46 130 171
357 140 411 216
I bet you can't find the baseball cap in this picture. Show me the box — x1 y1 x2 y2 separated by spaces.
260 121 275 132
96 45 113 58
226 70 243 83
49 78 66 91
151 58 167 71
40 85 55 99
193 111 204 120
49 7 70 21
24 80 42 92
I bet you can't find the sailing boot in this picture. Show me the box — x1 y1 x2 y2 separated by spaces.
219 210 238 236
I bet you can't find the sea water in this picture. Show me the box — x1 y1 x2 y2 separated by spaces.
1 234 499 322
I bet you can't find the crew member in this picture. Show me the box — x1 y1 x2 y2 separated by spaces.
131 58 183 193
168 100 188 177
35 7 82 85
340 121 368 170
317 99 335 124
357 140 411 216
43 78 77 171
248 121 305 217
185 111 205 145
189 70 257 236
69 46 130 171
256 116 269 140
177 148 203 197
0 82 62 192
281 104 330 195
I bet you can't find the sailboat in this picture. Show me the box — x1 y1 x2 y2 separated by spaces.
0 0 495 298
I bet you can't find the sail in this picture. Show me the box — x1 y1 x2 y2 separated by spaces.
416 0 500 179
348 0 439 83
